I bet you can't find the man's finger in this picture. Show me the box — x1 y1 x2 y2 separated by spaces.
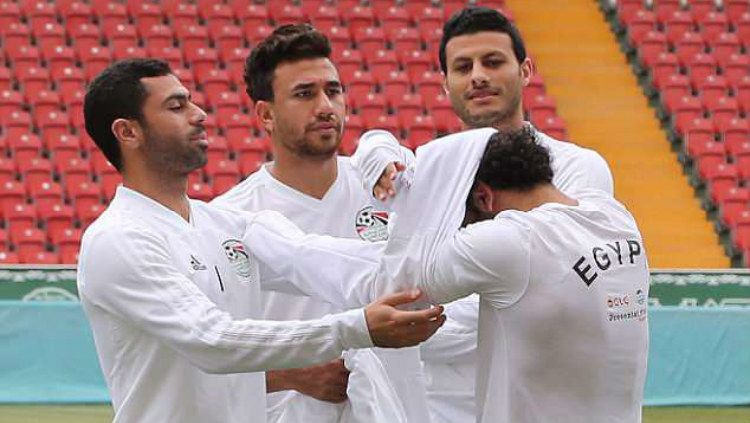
391 305 444 325
377 289 423 307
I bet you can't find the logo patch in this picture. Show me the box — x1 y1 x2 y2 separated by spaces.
355 206 389 242
221 239 254 281
190 255 207 271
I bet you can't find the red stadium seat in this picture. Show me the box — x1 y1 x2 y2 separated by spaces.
0 228 7 250
414 70 444 100
323 26 352 52
673 32 706 65
356 92 388 124
537 115 569 140
33 22 66 56
0 89 22 116
211 24 244 54
721 54 750 86
344 6 376 34
79 46 113 80
684 117 716 154
202 3 234 34
270 4 304 26
333 49 364 78
202 69 232 103
0 251 19 264
635 31 669 67
725 0 750 24
654 0 683 22
45 46 77 79
378 5 411 32
0 1 20 28
56 156 91 188
9 43 41 75
2 111 33 141
688 0 718 22
353 27 387 52
142 24 174 51
626 9 657 44
695 74 729 106
414 7 444 34
0 157 15 185
130 2 163 34
78 203 105 229
662 11 695 44
166 2 199 27
37 111 70 145
672 96 705 134
340 115 364 155
26 2 57 29
222 113 255 144
185 47 219 81
0 180 25 217
650 52 680 88
717 187 750 227
391 93 425 126
527 95 559 125
97 2 128 28
6 203 37 233
309 5 340 32
14 228 47 262
389 27 421 53
16 66 50 99
2 23 31 57
56 67 86 98
19 157 52 188
206 159 240 196
401 50 434 80
212 91 243 124
27 90 61 119
686 53 717 87
235 4 268 29
698 11 729 43
699 162 738 197
0 67 11 92
38 203 74 244
54 229 81 263
206 136 229 163
68 181 102 217
707 96 740 128
345 70 376 100
69 23 101 53
379 70 411 101
103 23 139 51
368 50 400 81
709 32 742 64
230 136 268 165
176 24 210 54
187 182 214 202
403 115 436 149
718 118 750 154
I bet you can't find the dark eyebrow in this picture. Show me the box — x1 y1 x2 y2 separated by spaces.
161 92 190 106
292 82 316 92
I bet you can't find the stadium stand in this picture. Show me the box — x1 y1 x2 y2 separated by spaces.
608 0 750 266
0 0 561 264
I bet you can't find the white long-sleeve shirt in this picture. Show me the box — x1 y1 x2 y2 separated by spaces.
78 186 374 423
421 189 649 423
214 157 417 423
351 126 616 423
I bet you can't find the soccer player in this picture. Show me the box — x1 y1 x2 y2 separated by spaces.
355 7 616 423
77 58 445 423
251 126 649 423
213 25 428 423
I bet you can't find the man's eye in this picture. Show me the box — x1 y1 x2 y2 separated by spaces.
294 91 312 98
169 103 183 110
485 59 503 67
326 87 342 96
454 64 471 73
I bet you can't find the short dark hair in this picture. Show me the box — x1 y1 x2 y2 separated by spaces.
84 58 172 171
244 24 332 102
439 7 527 74
474 127 553 191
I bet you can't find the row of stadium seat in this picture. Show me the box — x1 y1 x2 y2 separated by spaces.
0 0 563 264
618 0 750 265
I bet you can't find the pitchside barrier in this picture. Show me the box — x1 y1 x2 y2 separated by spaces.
0 266 748 405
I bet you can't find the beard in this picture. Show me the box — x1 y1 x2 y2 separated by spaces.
452 81 524 129
277 121 343 160
142 126 207 176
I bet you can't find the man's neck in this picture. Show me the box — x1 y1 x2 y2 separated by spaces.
122 170 191 221
269 149 338 200
500 185 578 213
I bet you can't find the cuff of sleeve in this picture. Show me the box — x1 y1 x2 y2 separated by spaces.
334 308 375 350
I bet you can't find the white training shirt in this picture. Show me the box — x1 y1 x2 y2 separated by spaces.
352 126 615 423
214 157 426 423
78 186 374 423
421 189 649 423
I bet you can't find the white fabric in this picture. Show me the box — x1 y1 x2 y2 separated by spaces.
351 126 616 423
422 189 649 423
78 186 374 423
214 157 420 423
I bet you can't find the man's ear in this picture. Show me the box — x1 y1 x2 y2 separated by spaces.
111 118 142 151
255 100 274 135
471 182 495 213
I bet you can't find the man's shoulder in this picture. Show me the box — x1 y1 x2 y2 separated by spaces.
211 169 268 209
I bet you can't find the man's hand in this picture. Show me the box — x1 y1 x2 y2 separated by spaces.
373 162 406 201
365 290 446 348
266 358 350 403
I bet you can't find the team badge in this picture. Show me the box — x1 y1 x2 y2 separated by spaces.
355 206 389 242
221 239 254 281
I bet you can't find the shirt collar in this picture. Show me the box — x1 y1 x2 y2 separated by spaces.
112 185 195 231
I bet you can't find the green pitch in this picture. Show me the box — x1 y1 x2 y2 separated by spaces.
0 405 748 422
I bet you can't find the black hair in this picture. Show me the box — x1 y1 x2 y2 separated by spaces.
244 23 332 102
83 58 172 171
439 7 527 74
475 127 553 191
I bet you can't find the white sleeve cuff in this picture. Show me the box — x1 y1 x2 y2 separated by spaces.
330 308 375 350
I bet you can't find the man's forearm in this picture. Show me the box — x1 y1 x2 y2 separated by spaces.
266 369 295 393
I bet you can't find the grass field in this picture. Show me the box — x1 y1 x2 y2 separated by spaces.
0 405 748 422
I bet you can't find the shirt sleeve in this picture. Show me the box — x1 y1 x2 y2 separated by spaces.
419 295 478 364
557 149 614 197
422 218 532 309
243 210 386 309
350 129 416 199
77 224 374 375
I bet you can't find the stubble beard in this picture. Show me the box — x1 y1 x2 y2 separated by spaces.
142 128 207 176
454 83 524 130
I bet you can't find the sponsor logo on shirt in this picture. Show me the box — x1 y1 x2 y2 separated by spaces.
190 255 207 271
355 206 389 242
221 239 254 281
607 288 648 322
